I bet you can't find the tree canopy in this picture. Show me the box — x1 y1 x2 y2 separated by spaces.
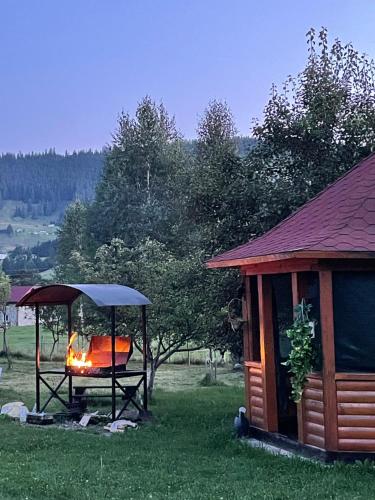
55 29 375 394
249 27 375 233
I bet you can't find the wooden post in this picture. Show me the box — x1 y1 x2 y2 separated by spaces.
242 276 252 419
319 271 338 451
141 305 148 412
292 272 306 443
67 303 73 404
257 275 278 432
111 306 116 421
35 303 40 412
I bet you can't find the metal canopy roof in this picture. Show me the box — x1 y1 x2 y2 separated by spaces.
16 284 151 307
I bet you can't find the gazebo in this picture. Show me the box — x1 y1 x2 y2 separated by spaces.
207 153 375 460
16 284 151 421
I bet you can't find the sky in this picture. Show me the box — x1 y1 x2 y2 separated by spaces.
1 0 375 153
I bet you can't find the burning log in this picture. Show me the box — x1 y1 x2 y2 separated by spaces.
66 332 92 371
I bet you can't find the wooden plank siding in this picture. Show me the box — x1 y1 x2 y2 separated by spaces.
301 375 325 449
245 361 265 428
336 377 375 451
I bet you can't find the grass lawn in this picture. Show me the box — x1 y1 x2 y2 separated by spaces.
1 339 375 499
0 200 57 252
1 383 375 500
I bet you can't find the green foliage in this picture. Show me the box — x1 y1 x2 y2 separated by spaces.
0 271 11 367
182 100 249 358
54 97 248 393
0 271 10 309
56 201 89 282
2 244 55 278
40 306 67 360
247 27 375 235
185 100 256 255
283 300 315 403
66 236 230 395
89 97 186 249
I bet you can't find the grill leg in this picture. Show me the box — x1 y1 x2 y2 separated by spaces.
67 303 73 404
111 306 116 421
141 305 148 412
35 304 40 412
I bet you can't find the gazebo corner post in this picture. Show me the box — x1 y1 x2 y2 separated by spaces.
67 303 73 404
319 270 338 452
35 303 40 413
141 305 148 412
111 306 116 421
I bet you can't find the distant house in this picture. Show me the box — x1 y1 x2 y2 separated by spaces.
6 286 35 326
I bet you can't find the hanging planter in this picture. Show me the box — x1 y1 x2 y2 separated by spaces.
282 299 316 403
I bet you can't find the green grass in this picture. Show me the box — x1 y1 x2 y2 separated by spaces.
2 333 375 499
7 326 65 361
0 200 57 252
6 325 233 368
1 385 375 500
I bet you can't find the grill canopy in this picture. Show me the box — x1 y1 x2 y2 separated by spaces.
16 283 150 420
16 283 151 307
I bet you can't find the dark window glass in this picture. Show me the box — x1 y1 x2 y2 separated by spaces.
270 274 294 430
333 271 375 372
300 272 322 371
249 276 260 361
270 274 294 362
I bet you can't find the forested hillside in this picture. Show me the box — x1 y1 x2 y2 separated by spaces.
0 150 104 218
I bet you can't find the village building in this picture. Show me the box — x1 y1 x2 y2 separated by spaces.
7 285 35 326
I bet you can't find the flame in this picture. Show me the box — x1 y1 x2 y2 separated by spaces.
66 332 92 369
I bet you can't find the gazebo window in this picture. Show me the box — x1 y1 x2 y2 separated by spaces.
249 276 260 361
270 274 293 362
301 271 322 371
333 271 375 372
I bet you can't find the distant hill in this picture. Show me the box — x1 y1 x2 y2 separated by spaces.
0 150 104 220
0 150 104 252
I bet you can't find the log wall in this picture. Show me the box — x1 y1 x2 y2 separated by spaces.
301 374 325 449
245 361 265 429
336 375 375 451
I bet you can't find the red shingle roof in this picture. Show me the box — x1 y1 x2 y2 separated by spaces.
208 153 375 267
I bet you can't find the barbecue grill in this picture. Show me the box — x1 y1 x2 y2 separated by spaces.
16 284 151 421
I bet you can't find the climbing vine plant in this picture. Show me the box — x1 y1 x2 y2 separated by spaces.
283 299 315 403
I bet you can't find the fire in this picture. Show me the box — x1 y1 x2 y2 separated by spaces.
66 332 92 370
